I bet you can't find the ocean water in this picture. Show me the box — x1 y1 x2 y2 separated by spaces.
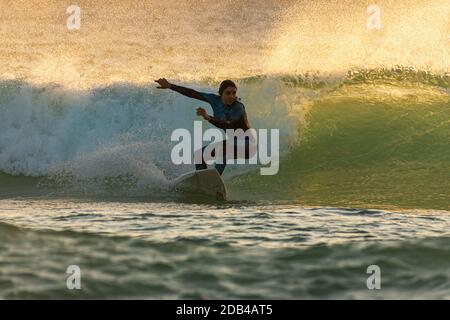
0 0 449 299
0 198 449 299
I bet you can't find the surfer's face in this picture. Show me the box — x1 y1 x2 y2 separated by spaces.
220 86 237 106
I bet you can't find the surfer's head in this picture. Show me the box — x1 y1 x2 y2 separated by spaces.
219 80 238 106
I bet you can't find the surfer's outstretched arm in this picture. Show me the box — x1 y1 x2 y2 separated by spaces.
154 78 207 102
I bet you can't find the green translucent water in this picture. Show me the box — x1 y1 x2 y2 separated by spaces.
231 81 450 211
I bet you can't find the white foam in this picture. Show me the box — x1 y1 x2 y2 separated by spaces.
0 79 301 191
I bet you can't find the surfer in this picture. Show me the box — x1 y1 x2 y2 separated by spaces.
155 78 254 175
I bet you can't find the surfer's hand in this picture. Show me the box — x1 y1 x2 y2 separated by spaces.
154 78 171 89
196 107 209 120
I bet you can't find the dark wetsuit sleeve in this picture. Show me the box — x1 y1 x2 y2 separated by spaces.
169 84 208 102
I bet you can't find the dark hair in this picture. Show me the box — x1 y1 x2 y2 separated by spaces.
219 80 237 95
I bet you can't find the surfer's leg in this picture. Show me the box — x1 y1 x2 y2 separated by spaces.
245 137 253 159
214 163 226 175
195 162 207 170
214 140 227 175
233 137 252 160
196 142 225 172
195 140 229 175
194 145 208 171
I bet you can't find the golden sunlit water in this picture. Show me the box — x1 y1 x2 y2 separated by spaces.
1 0 449 88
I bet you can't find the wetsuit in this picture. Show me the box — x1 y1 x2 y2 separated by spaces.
170 84 252 175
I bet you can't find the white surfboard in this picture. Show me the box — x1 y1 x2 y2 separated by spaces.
173 168 227 200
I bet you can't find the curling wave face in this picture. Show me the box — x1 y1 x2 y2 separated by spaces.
0 68 449 210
